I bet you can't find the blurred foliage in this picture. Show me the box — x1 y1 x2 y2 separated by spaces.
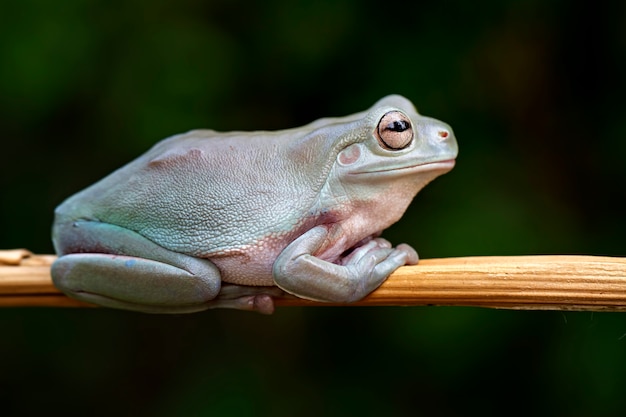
1 0 625 416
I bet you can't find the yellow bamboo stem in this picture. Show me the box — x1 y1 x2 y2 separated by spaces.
1 250 626 311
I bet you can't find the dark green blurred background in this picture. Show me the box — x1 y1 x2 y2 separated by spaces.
1 0 625 416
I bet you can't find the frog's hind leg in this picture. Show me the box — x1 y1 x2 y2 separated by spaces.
52 253 223 313
51 219 223 313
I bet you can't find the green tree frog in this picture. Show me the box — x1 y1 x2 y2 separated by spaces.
52 95 458 314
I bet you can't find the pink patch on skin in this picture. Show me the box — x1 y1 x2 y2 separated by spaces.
338 144 361 165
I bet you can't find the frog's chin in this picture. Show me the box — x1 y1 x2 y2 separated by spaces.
353 159 456 175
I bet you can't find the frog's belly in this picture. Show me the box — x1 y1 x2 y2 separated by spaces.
204 225 314 287
209 247 279 286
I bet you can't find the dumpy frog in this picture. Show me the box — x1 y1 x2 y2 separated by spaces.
52 95 458 314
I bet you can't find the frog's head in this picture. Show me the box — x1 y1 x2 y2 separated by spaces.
338 94 457 179
314 94 458 232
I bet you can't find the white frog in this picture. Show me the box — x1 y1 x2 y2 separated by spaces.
51 95 458 314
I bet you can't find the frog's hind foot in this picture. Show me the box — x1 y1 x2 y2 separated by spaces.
209 284 287 314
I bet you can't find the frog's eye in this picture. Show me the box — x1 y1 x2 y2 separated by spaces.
375 111 414 150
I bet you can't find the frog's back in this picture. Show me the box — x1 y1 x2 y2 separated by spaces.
55 129 336 258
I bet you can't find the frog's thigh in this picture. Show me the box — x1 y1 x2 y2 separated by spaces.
53 254 221 313
52 221 222 313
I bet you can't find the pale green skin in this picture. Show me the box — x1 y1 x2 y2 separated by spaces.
51 95 458 314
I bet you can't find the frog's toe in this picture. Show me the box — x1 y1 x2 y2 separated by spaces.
396 243 419 264
252 294 275 315
370 248 412 280
341 238 394 265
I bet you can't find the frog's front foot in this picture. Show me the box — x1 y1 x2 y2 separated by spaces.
273 226 418 303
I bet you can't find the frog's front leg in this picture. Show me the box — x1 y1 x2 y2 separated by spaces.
273 225 418 303
52 220 272 314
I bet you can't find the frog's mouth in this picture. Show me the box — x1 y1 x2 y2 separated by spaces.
354 159 456 175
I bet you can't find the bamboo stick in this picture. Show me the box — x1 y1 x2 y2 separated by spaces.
1 249 625 311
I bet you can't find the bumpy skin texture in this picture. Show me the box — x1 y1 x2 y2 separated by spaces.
51 95 458 313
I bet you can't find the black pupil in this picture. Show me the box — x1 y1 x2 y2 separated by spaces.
386 120 409 132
